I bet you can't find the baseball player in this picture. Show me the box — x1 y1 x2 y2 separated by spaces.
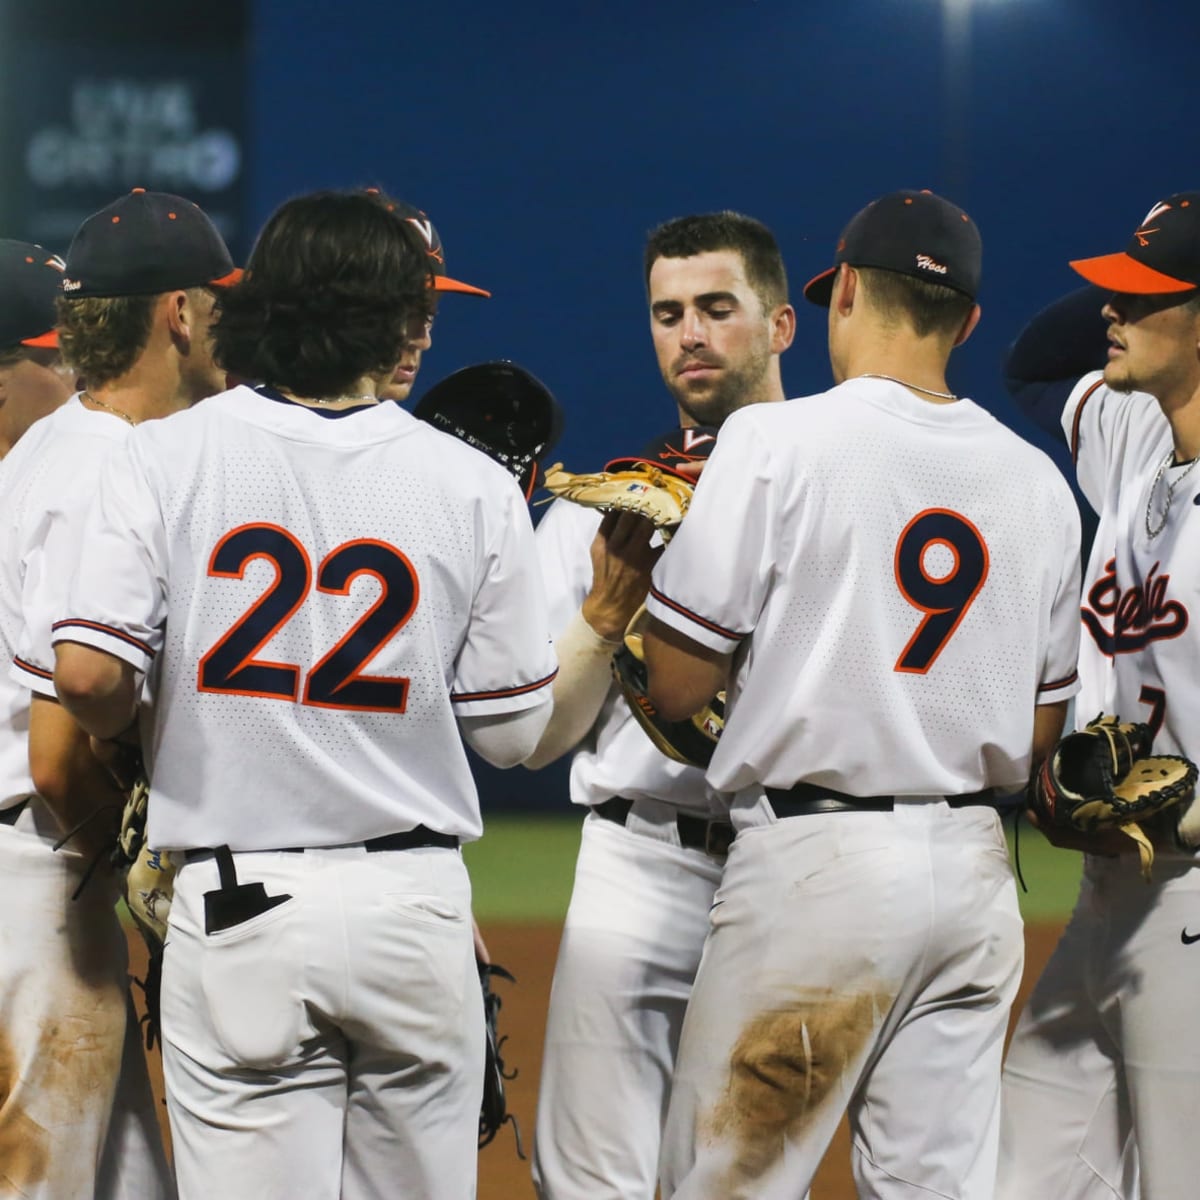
527 212 796 1200
50 190 556 1200
643 189 1083 1199
998 194 1200 1200
0 238 73 455
366 191 491 405
0 188 237 1199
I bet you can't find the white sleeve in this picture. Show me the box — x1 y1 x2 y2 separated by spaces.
450 478 557 716
458 705 553 768
11 456 110 696
1038 480 1083 705
50 435 168 672
1063 371 1163 513
647 414 774 654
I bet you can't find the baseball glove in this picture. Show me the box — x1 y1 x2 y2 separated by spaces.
478 962 524 1157
541 462 694 539
95 740 174 1048
612 604 725 768
540 425 717 537
1028 713 1198 880
415 360 563 500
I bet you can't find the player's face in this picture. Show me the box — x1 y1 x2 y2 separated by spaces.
1101 291 1200 402
379 309 435 403
0 348 74 454
649 250 783 426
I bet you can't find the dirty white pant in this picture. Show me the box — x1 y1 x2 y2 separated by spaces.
0 802 174 1200
660 796 1023 1200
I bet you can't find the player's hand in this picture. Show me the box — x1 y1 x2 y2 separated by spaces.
1025 806 1133 857
674 460 706 483
473 915 491 965
581 511 663 642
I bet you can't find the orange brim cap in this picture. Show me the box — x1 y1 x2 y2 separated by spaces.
210 267 243 288
1069 252 1196 294
433 273 490 298
20 328 58 348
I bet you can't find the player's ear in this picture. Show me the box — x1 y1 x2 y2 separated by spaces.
162 290 193 350
832 264 857 317
769 302 797 353
952 303 982 348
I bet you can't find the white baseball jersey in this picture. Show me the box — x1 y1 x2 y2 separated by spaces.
1066 370 1200 758
649 376 1081 795
0 396 130 804
53 385 556 851
535 498 722 816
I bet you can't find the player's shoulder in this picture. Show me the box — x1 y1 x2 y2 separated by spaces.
0 396 119 494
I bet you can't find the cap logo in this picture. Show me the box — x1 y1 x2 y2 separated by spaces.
682 429 715 453
405 216 445 265
1135 225 1162 247
62 277 82 292
1141 201 1172 228
45 254 66 272
915 253 948 276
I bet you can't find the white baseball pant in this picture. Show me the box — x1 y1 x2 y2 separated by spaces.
0 801 174 1200
1000 853 1200 1200
533 803 723 1199
659 797 1024 1200
160 843 482 1200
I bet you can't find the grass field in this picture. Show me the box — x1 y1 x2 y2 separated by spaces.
464 813 1085 923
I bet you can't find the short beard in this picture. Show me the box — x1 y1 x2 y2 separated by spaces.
666 348 772 427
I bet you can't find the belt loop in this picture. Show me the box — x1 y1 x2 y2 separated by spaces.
214 845 239 890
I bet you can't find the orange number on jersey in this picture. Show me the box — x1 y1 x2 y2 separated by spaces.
893 508 989 674
197 525 418 712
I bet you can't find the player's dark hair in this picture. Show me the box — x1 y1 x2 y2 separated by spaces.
55 294 156 387
644 212 788 312
213 191 434 398
856 267 976 339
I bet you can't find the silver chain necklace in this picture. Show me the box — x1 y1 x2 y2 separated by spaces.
857 373 958 401
1144 449 1200 539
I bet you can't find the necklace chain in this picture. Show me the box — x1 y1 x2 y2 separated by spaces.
1144 449 1200 539
282 392 377 407
857 373 958 401
81 390 137 426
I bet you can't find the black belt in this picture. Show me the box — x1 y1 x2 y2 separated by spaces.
593 797 734 858
764 781 996 820
185 825 458 863
0 799 28 826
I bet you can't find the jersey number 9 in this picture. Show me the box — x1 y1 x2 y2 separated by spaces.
893 508 989 675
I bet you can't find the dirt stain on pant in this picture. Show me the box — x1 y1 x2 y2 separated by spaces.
0 989 126 1196
703 987 890 1194
0 1027 50 1195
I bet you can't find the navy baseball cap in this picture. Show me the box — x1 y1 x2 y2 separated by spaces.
62 188 241 299
0 240 64 349
1070 193 1200 294
804 189 982 307
364 188 490 297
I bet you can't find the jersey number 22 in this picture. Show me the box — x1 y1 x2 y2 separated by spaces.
197 523 418 712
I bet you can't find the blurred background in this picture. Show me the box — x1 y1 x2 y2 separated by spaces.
1 0 1194 814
